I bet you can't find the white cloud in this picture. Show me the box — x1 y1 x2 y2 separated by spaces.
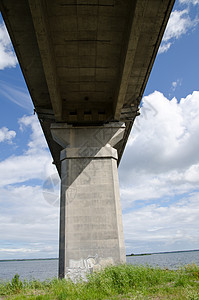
0 80 33 111
0 22 17 69
158 42 172 54
121 91 199 176
123 193 199 254
179 0 199 5
0 248 40 253
19 115 47 154
0 115 57 187
0 115 59 259
172 81 177 90
163 9 192 42
159 8 199 53
171 79 182 92
120 90 199 252
0 184 59 259
0 127 16 143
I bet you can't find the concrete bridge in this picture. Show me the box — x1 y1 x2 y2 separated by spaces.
1 0 174 279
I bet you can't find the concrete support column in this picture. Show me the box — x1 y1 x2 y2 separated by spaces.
51 123 126 280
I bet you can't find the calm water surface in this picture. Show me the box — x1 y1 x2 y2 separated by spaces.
127 251 199 269
0 259 58 282
0 251 199 281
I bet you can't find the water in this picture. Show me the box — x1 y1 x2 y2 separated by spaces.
0 251 199 282
126 250 199 269
0 259 58 282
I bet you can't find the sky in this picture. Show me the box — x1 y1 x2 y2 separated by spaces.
0 0 199 259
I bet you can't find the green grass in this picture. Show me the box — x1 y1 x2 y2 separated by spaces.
0 264 199 299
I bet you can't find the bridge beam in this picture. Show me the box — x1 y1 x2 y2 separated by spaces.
51 123 126 280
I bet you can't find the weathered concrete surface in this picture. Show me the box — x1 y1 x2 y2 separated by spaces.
51 123 126 280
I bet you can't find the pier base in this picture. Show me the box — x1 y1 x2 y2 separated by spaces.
51 123 126 280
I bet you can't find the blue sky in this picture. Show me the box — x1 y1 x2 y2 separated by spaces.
1 0 199 259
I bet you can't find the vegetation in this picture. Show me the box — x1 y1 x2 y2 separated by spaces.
0 264 199 299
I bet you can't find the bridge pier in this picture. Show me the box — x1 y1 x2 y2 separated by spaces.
51 123 126 280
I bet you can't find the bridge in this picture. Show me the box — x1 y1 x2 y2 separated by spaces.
1 0 174 279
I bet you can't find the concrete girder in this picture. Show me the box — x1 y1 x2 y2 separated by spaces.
28 0 63 121
113 0 147 120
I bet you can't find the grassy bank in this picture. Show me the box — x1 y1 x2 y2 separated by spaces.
0 264 199 299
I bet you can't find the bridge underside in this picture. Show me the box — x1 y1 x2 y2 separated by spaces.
1 0 174 279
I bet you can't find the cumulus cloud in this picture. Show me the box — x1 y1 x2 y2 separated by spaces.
121 91 199 177
159 8 199 53
0 127 16 143
0 22 17 69
120 90 199 253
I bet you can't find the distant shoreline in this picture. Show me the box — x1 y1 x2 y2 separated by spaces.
0 249 198 262
0 258 58 262
127 249 199 257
